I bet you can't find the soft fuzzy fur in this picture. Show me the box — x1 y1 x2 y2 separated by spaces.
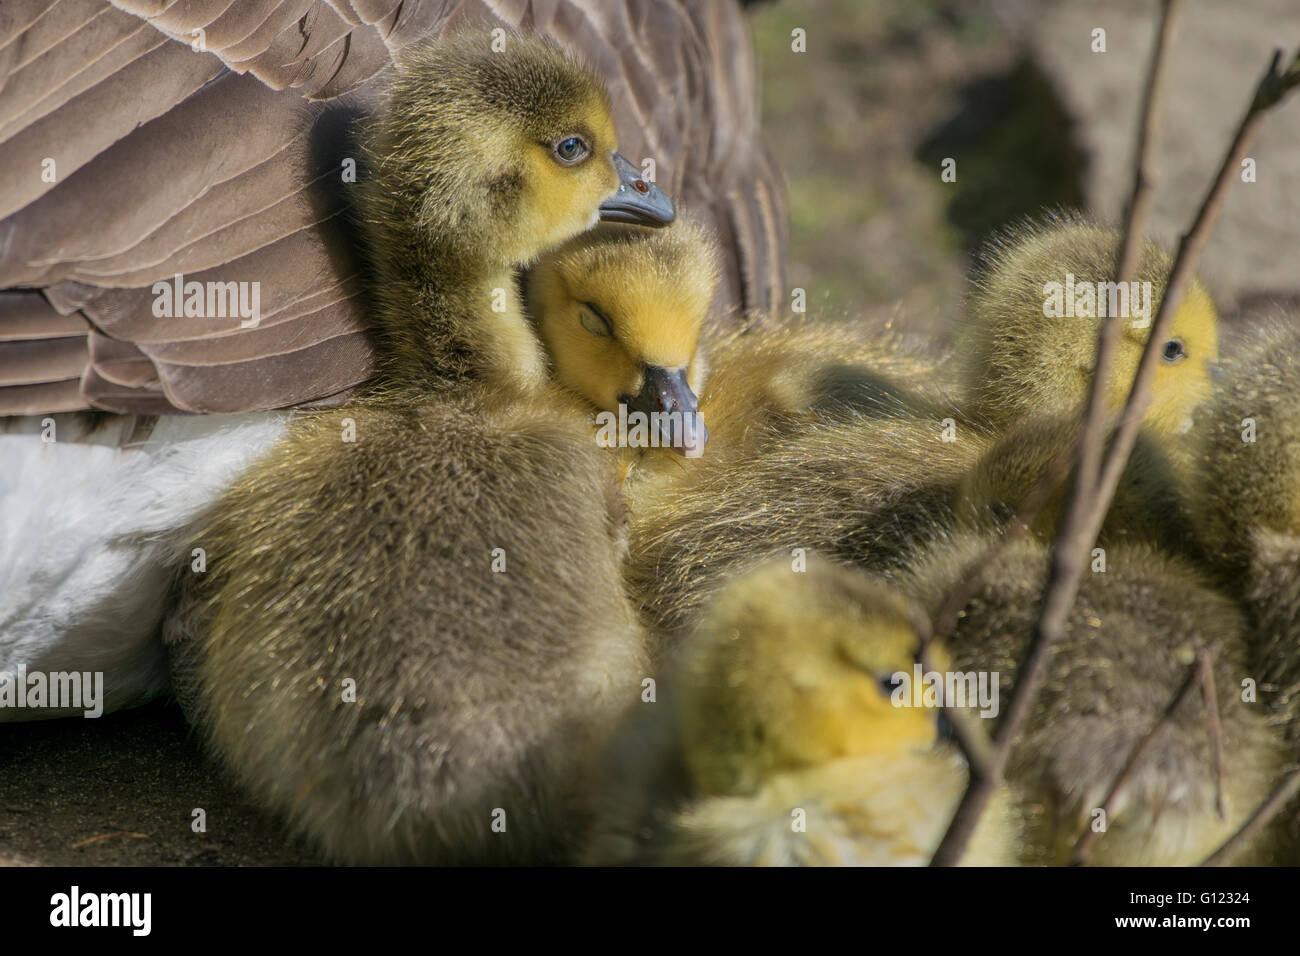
1189 320 1300 578
628 406 993 644
897 530 1284 865
959 212 1219 436
166 34 650 864
586 557 1016 865
357 33 619 393
167 398 644 863
695 317 949 464
1186 319 1300 858
952 409 1201 560
527 219 719 415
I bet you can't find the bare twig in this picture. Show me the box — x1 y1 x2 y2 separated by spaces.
1077 0 1184 502
1066 46 1300 870
71 829 150 850
912 601 995 777
1201 769 1300 866
932 38 1300 871
1070 646 1216 866
1088 47 1300 543
928 2 1185 867
1044 48 1299 863
1198 650 1226 819
929 445 1074 648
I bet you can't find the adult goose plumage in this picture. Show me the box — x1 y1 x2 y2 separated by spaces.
0 0 787 417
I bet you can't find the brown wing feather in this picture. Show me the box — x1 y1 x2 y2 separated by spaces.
0 0 785 416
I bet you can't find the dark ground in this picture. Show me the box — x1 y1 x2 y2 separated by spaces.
0 703 319 866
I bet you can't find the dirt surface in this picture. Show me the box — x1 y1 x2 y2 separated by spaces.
751 0 1032 343
5 0 1298 867
0 703 320 866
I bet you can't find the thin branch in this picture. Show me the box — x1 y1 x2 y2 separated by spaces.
928 1 1185 867
932 39 1300 871
1069 646 1216 866
912 601 995 777
1077 0 1184 503
1201 769 1300 866
929 444 1073 648
1198 650 1226 820
71 828 151 850
1055 47 1300 865
1089 47 1300 542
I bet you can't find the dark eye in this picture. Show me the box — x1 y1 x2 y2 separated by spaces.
936 710 956 742
579 302 613 337
1162 339 1187 363
878 673 903 697
554 136 590 165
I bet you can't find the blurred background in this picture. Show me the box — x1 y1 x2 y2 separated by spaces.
4 0 1299 866
750 0 1300 342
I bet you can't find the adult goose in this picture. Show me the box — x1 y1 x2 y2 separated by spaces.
0 0 786 719
0 0 786 417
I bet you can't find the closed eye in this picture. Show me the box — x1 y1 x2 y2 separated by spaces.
580 302 614 337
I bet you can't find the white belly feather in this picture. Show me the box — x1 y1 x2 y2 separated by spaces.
0 413 289 721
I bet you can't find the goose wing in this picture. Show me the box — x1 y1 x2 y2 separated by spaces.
0 0 786 417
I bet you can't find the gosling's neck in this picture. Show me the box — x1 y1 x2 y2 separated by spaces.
363 212 548 397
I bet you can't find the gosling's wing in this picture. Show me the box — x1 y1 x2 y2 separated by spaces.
0 0 786 418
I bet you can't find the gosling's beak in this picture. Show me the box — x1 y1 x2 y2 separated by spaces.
599 153 675 227
622 365 708 458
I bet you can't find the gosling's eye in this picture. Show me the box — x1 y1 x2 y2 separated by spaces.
1162 339 1187 363
554 136 590 166
579 303 613 337
878 673 903 697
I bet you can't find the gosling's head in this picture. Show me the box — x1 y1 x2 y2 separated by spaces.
676 556 946 798
962 214 1218 435
365 33 673 271
527 219 719 457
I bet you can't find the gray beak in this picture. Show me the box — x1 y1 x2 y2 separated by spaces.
622 365 708 458
599 153 675 227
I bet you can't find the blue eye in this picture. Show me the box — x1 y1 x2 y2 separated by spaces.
554 136 590 165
